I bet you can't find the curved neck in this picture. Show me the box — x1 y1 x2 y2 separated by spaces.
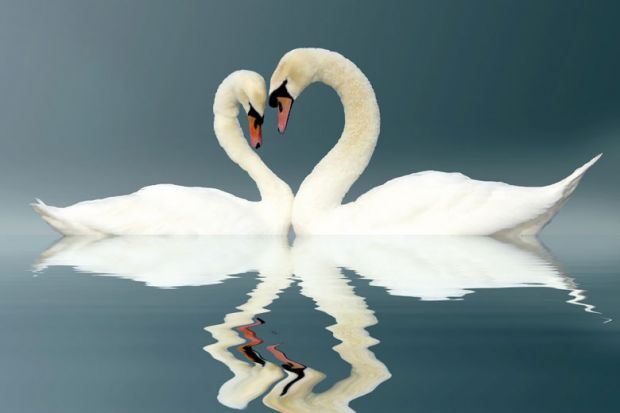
295 52 380 214
213 82 290 202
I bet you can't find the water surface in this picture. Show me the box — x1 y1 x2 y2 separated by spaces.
1 235 618 412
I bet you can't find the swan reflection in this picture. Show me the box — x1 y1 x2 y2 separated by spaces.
203 241 293 409
35 235 600 412
295 236 594 305
34 236 289 288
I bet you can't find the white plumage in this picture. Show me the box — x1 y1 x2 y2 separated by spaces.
309 155 600 235
33 71 293 235
269 48 600 235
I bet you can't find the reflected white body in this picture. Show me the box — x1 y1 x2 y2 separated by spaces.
34 236 290 288
32 71 293 235
295 236 582 302
35 235 601 412
261 239 390 413
269 48 601 235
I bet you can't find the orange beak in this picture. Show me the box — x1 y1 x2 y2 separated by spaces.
276 96 293 134
248 114 262 149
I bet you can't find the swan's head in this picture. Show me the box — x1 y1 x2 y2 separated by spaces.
269 49 322 133
236 71 267 149
215 70 266 149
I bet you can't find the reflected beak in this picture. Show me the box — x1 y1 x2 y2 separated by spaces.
248 114 262 149
276 96 293 134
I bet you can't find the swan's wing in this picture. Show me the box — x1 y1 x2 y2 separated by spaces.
340 171 564 235
334 155 600 235
33 184 261 235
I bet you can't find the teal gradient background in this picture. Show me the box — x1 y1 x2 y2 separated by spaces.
0 0 618 235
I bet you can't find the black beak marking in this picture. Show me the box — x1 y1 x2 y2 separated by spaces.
269 80 293 108
248 104 264 125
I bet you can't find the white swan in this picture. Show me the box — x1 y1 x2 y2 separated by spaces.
32 71 293 235
268 48 601 235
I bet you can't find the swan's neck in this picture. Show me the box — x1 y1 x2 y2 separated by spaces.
214 116 290 202
212 75 290 203
294 53 380 220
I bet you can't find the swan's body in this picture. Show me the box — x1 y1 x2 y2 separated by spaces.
296 157 599 236
33 71 293 235
269 48 600 235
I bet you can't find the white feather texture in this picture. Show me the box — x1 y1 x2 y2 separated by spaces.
270 48 601 235
32 71 293 235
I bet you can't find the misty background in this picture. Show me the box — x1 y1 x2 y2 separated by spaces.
0 0 618 236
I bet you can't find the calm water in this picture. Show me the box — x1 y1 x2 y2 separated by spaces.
1 234 618 413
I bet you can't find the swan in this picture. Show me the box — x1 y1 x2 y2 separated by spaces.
268 48 601 235
32 70 293 235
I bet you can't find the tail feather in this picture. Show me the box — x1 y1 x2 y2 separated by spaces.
532 153 602 234
553 153 602 197
497 154 602 237
31 199 78 235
